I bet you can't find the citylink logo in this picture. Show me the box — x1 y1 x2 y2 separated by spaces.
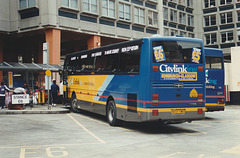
159 64 187 73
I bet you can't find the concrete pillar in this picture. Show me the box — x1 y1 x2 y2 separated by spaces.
0 38 3 81
45 29 61 83
45 29 61 65
87 35 101 49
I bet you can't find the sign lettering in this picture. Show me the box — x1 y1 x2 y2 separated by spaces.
12 94 29 104
191 48 201 64
153 46 166 63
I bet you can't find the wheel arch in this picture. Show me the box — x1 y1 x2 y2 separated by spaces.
106 95 119 126
106 95 115 114
71 91 76 98
106 95 115 106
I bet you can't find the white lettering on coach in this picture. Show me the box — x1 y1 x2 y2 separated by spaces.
104 49 120 55
159 64 187 73
122 45 139 52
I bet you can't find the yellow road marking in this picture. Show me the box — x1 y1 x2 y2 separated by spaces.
72 113 108 125
67 114 105 144
72 113 134 132
159 152 186 158
221 145 240 154
0 142 101 149
197 154 205 158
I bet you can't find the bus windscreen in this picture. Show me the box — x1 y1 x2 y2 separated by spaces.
152 41 202 64
206 57 223 69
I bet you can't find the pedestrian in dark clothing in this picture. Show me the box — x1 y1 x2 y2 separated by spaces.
23 82 30 94
51 80 59 107
0 81 11 110
34 82 39 91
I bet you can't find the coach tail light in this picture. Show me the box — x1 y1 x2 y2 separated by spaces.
197 93 203 105
217 98 224 104
152 110 159 116
152 94 159 106
197 108 203 114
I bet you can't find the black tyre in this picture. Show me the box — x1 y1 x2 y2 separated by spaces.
70 93 80 113
106 100 118 126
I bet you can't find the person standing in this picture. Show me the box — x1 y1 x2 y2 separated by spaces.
51 80 59 107
23 82 30 94
0 81 11 110
59 80 63 104
34 81 39 91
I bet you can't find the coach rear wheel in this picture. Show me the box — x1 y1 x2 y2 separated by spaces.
70 94 80 113
107 100 118 126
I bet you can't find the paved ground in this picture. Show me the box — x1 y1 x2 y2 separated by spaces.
0 105 239 158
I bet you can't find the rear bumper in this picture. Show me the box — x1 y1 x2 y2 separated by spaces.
123 107 205 123
206 104 225 112
145 109 205 122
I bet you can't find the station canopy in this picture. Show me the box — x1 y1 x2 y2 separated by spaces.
0 62 62 72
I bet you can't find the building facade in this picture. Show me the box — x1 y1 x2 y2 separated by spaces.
203 0 240 55
0 0 163 85
162 0 200 38
0 0 162 65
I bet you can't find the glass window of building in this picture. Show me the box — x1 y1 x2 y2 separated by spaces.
179 12 186 25
170 29 178 36
238 30 240 41
170 9 177 22
180 31 187 37
227 12 233 23
204 14 216 26
134 7 145 24
178 0 185 5
205 33 217 45
220 0 232 5
119 3 130 21
204 16 210 26
204 0 215 8
187 0 193 7
188 15 194 26
102 0 115 18
221 31 233 43
220 13 225 24
148 11 158 27
83 0 97 13
237 10 240 22
62 0 78 9
188 33 195 38
163 8 168 20
19 0 35 9
220 12 232 24
164 28 169 36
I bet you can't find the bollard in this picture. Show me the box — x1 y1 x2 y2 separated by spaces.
42 90 45 104
38 90 45 104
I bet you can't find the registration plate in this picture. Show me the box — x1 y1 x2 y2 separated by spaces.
171 109 186 114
